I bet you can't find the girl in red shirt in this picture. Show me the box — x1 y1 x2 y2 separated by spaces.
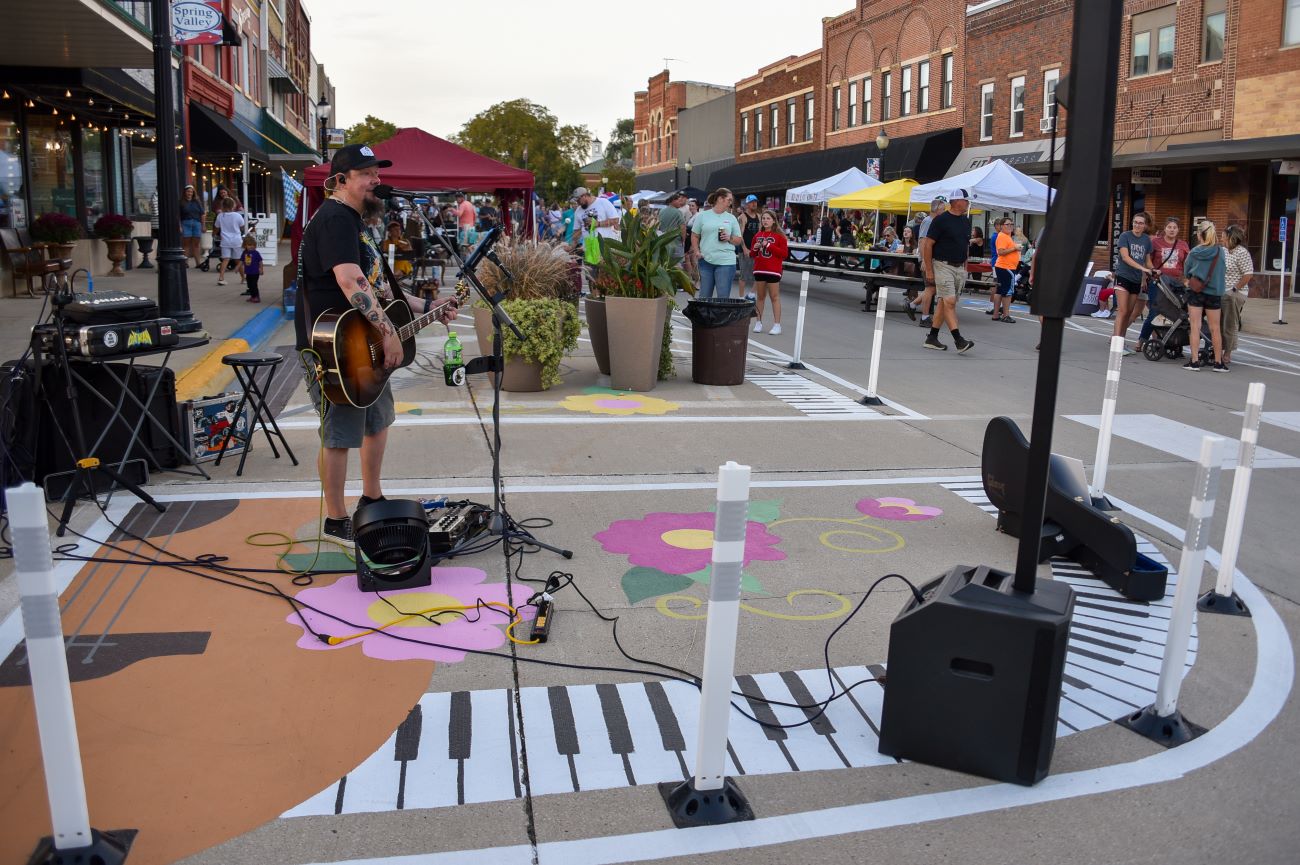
751 209 789 334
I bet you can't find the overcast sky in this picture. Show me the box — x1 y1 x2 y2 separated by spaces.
306 0 853 146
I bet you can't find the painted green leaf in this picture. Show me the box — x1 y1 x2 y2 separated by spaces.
283 551 356 573
622 567 694 605
708 498 782 524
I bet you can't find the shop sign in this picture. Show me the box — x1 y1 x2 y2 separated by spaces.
1131 167 1162 185
326 128 346 148
1280 160 1300 176
864 157 880 179
172 1 223 46
1111 183 1125 269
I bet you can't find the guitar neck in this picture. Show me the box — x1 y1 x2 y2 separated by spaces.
396 298 456 342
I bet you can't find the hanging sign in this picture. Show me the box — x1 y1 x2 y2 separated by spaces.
172 1 223 46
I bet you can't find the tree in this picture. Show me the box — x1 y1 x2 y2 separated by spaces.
605 118 635 164
453 99 591 203
603 164 636 196
344 115 398 147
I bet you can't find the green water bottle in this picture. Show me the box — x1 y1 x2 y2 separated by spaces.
443 330 464 386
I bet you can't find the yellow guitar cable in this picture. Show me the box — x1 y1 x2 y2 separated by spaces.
325 599 538 646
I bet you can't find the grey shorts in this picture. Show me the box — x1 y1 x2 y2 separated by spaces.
302 357 395 448
738 252 755 281
933 260 965 300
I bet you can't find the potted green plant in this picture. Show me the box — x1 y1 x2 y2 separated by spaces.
595 211 695 391
30 212 82 261
93 213 135 277
470 238 581 391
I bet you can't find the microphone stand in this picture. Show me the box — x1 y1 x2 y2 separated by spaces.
401 199 572 560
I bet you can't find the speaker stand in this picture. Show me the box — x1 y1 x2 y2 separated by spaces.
658 779 754 829
1116 704 1207 749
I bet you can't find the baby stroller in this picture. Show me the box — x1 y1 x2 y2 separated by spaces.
1142 275 1213 362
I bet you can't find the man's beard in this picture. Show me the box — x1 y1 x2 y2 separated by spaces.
362 195 384 220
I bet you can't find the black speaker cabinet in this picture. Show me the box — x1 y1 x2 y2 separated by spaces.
878 564 1074 786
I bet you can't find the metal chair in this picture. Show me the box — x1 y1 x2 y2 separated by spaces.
1 227 70 297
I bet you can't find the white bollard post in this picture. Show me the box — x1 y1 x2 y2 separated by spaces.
1089 335 1126 509
788 271 810 370
1200 382 1266 616
387 242 396 273
1121 436 1225 746
9 483 128 861
661 461 754 828
860 285 888 406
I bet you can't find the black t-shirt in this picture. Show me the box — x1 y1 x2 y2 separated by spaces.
294 198 394 350
742 210 761 247
926 211 973 265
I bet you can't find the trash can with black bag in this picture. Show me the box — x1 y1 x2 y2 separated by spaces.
684 298 755 385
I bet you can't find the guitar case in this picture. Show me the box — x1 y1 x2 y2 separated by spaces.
981 416 1168 601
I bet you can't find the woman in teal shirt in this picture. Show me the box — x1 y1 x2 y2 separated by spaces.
690 187 743 299
1184 220 1227 372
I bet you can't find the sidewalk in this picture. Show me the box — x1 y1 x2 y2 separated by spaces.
0 244 293 392
1240 294 1300 341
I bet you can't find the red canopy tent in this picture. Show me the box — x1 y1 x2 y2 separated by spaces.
297 127 535 244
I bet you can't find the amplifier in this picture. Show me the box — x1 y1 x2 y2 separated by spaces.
429 502 491 553
33 319 179 358
61 290 159 325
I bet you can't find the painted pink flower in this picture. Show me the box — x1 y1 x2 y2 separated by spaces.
286 567 535 663
594 512 785 575
855 497 943 521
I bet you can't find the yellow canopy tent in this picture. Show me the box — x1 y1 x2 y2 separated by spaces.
827 178 919 212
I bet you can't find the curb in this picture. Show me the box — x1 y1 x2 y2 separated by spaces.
174 306 288 402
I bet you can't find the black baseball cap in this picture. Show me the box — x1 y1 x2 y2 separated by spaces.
330 143 392 174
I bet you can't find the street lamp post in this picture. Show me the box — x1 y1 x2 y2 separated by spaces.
150 0 200 333
685 159 693 190
875 128 890 178
316 95 331 162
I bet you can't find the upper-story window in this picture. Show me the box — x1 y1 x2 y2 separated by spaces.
740 114 749 154
941 53 954 109
881 70 892 120
918 60 931 112
1131 5 1176 76
848 81 857 127
1043 68 1060 125
1010 75 1025 136
1288 0 1300 45
770 104 780 148
900 66 912 116
980 82 995 141
832 85 841 131
1203 0 1226 62
862 77 872 126
755 109 763 151
787 98 797 143
804 93 814 140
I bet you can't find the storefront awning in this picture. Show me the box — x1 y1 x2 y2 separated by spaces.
1113 134 1300 168
708 129 960 196
5 0 153 68
190 103 269 163
266 54 302 95
945 138 1067 178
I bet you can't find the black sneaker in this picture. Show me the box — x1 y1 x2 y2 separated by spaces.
322 517 355 549
1000 315 1017 323
1213 361 1229 373
905 300 917 321
985 306 996 315
955 336 975 354
924 335 948 351
1184 360 1203 371
239 289 252 296
356 494 387 511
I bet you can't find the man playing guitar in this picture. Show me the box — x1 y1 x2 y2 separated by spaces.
294 143 459 547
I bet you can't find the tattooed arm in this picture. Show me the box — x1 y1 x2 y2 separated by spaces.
333 263 403 369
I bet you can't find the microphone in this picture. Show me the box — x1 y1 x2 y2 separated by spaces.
484 247 513 281
462 226 502 273
373 183 424 201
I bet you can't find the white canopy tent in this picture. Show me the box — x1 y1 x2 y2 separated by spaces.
909 159 1054 214
786 167 881 205
630 190 665 207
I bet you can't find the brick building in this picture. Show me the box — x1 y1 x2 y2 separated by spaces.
711 0 964 205
633 71 732 191
1109 0 1300 296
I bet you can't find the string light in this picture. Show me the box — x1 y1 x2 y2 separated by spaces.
88 97 94 106
1 90 8 99
26 99 34 108
52 107 58 115
64 89 71 98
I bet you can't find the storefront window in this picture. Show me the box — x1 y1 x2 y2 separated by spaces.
1266 169 1298 273
82 128 106 224
0 112 25 228
131 137 158 217
26 116 76 220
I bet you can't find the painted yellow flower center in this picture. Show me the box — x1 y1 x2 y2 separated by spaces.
367 592 461 628
660 528 715 550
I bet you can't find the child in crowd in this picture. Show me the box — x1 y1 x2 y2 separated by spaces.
213 197 245 287
751 209 789 335
239 235 262 303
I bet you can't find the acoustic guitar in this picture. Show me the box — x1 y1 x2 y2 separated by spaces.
310 285 468 408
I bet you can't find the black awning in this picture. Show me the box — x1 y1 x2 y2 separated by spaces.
709 143 881 197
880 128 962 183
1114 134 1300 168
220 16 243 47
190 103 269 163
634 168 678 191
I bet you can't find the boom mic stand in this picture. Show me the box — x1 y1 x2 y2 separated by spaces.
393 194 572 560
37 285 166 537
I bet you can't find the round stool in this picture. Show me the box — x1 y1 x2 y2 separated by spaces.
215 351 299 476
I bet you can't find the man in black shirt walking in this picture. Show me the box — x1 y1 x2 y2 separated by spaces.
295 144 458 546
918 188 975 353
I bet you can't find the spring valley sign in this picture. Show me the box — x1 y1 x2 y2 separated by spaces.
171 0 223 46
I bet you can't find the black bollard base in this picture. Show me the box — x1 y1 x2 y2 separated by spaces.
659 778 754 829
1117 704 1207 749
1090 494 1118 511
27 828 134 865
1197 590 1251 617
859 394 884 406
786 361 807 370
